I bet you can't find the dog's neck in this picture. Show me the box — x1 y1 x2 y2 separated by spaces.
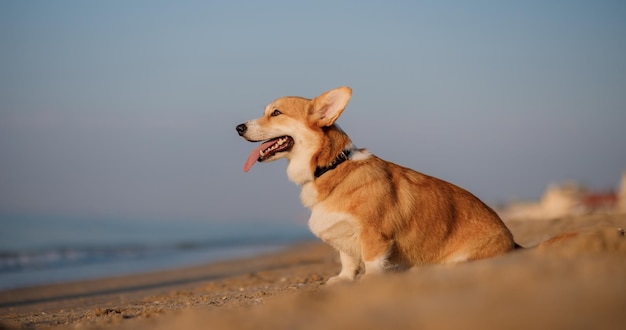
286 125 354 185
314 149 352 178
312 125 352 178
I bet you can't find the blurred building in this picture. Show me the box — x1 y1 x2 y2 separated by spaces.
499 171 625 220
619 171 626 213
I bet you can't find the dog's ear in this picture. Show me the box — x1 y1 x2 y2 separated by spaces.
311 86 352 127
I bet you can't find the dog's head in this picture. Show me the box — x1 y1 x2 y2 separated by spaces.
236 86 352 173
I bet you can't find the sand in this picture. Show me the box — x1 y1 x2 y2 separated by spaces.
1 213 625 330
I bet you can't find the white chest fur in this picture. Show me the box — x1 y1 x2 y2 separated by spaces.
300 182 351 239
299 182 318 208
307 201 360 257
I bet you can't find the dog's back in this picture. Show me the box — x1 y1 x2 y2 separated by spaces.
315 153 517 269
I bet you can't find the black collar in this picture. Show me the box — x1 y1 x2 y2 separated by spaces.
314 149 351 178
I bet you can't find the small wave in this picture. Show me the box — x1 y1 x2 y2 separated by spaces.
0 233 310 274
0 245 164 273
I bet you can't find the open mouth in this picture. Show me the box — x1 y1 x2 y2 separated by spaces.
243 136 294 172
259 136 294 161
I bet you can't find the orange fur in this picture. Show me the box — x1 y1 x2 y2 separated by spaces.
237 87 518 283
316 156 516 267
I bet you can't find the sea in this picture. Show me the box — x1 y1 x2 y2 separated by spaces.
0 214 313 291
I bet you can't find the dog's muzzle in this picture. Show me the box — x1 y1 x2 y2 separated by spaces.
236 123 247 136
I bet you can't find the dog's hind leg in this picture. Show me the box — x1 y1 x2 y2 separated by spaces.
360 228 393 278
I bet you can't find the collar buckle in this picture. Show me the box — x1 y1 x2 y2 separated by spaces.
314 149 351 178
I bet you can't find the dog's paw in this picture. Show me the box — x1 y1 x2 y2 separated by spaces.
358 272 386 284
325 275 354 285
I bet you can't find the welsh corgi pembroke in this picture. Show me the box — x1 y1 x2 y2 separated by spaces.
236 86 518 284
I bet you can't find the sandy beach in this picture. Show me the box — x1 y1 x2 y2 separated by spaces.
1 213 625 329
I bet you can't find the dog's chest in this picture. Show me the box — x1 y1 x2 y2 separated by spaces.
301 183 359 245
308 204 358 245
299 182 318 208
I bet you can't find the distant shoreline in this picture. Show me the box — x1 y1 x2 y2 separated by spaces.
0 215 313 291
1 214 625 329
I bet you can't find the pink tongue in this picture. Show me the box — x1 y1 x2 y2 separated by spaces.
243 140 276 172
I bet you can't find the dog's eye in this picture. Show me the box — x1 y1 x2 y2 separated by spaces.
271 109 281 117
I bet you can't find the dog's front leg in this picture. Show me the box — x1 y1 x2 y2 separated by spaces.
308 207 362 284
326 250 361 285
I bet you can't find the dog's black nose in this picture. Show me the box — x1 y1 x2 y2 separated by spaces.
236 123 247 136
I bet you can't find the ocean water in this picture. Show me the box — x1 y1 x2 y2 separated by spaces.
0 214 313 291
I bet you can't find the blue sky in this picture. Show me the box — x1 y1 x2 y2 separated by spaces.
1 1 625 224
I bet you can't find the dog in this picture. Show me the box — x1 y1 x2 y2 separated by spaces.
236 86 519 284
